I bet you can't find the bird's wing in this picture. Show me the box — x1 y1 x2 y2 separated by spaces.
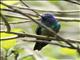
51 23 61 33
36 26 42 35
55 24 61 33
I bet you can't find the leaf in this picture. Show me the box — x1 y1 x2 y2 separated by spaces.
48 0 59 4
48 57 58 60
1 28 22 50
22 55 35 60
60 48 77 56
0 1 19 9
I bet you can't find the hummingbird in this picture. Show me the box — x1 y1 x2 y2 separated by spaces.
34 13 61 50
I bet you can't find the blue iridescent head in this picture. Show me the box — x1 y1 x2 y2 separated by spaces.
41 13 57 26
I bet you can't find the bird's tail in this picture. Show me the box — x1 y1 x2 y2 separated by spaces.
34 40 51 50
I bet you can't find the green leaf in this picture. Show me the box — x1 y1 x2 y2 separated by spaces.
21 55 35 60
1 28 22 50
48 0 60 4
0 1 19 9
60 48 77 56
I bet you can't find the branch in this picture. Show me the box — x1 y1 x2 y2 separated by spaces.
55 16 80 22
4 14 80 22
23 39 77 49
0 17 80 25
1 31 80 44
19 0 41 17
1 8 38 17
1 8 80 23
0 35 19 40
7 5 80 13
64 0 80 5
0 30 79 50
0 13 11 32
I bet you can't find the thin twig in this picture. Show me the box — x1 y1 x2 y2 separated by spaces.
56 16 80 22
0 30 78 50
0 35 19 40
4 14 80 22
1 8 38 17
1 13 11 32
19 0 41 17
23 40 73 49
22 39 77 49
7 5 80 13
64 0 80 5
0 14 80 25
76 44 80 55
1 8 80 22
0 31 79 50
1 31 80 44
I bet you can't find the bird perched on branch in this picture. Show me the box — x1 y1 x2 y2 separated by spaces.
34 13 61 50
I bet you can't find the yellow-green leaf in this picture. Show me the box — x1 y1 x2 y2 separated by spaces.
22 56 35 60
1 28 22 50
60 48 77 56
0 1 19 9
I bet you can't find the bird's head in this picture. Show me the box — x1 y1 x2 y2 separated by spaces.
41 13 57 26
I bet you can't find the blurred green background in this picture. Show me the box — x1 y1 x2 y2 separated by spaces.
0 0 80 60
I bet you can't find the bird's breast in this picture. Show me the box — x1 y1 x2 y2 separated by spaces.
41 28 54 36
